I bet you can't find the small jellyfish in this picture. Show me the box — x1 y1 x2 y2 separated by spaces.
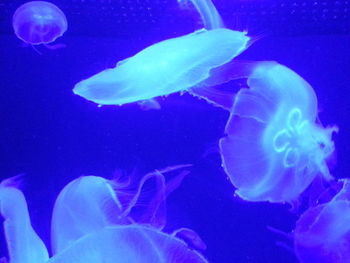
294 179 350 263
219 61 337 203
12 1 67 45
73 0 250 107
1 165 207 262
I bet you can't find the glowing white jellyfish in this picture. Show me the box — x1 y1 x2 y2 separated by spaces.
219 61 337 203
12 1 67 45
0 166 207 263
73 0 250 107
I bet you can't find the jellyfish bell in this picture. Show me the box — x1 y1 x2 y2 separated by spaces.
219 61 337 203
51 164 191 254
12 1 67 46
73 28 249 106
73 0 251 108
294 179 350 263
50 175 125 254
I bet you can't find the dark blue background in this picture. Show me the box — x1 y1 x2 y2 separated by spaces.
0 1 349 262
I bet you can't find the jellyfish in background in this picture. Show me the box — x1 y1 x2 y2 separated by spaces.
294 179 350 263
0 166 207 263
219 61 338 203
73 0 250 107
12 1 67 45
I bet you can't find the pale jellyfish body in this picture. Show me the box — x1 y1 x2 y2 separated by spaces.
219 62 337 202
48 225 207 263
294 179 350 263
0 180 49 263
1 167 206 262
12 1 67 45
50 171 206 262
73 28 249 106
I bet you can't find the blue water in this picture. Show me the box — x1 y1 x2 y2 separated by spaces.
1 2 350 263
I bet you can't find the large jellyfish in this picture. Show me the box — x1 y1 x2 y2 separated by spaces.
12 1 67 45
0 166 207 263
294 179 350 263
219 61 337 203
73 0 250 107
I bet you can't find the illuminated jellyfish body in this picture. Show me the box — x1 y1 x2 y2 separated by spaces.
294 179 350 263
219 61 337 203
12 1 67 45
73 0 249 107
0 166 207 263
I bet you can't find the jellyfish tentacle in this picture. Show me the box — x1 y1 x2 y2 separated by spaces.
178 0 224 29
120 164 191 229
189 60 269 110
172 227 207 251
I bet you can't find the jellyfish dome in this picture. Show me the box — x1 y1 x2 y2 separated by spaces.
12 1 68 45
219 61 337 203
73 28 249 106
0 166 207 263
73 0 250 107
294 179 350 263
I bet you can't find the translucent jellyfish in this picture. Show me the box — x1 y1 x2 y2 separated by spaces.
219 61 337 203
0 166 207 263
12 1 67 45
294 179 350 263
0 177 49 263
73 0 249 107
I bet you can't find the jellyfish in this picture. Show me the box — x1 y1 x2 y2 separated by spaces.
294 179 350 263
0 165 207 262
219 61 337 203
12 1 67 46
73 0 250 107
0 177 49 263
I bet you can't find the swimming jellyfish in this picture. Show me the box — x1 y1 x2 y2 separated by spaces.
12 1 67 45
294 179 350 263
73 0 250 107
219 61 337 203
0 166 207 263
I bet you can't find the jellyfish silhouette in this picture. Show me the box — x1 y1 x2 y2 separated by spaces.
12 1 67 45
219 61 337 203
294 179 350 263
73 0 250 107
0 165 207 263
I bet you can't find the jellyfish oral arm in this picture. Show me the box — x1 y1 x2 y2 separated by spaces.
178 0 224 29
